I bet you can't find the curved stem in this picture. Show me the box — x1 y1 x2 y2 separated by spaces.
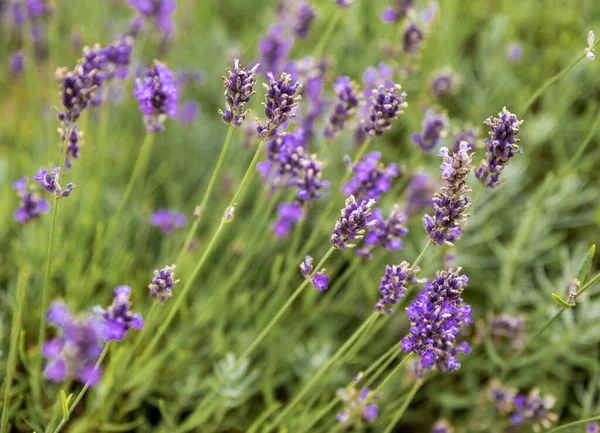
410 242 432 274
382 380 422 433
177 126 235 263
546 414 600 433
374 353 413 395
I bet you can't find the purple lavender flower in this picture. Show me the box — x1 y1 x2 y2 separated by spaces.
294 3 316 39
487 380 516 414
257 72 302 141
104 36 134 80
452 127 477 153
431 420 453 433
588 423 599 433
487 314 526 352
273 202 304 238
59 124 83 169
331 195 376 250
342 152 398 201
133 61 179 132
358 206 408 258
336 376 381 429
33 167 75 198
96 286 143 341
81 44 110 106
293 153 330 202
423 143 473 245
412 110 448 153
259 25 293 76
508 42 522 62
55 64 99 127
401 268 472 375
9 52 24 79
43 302 106 386
335 0 353 7
128 0 176 39
403 22 424 55
150 209 186 234
405 174 434 216
324 76 361 139
381 0 413 24
374 261 410 314
26 0 50 17
475 107 523 188
511 389 558 430
12 177 50 223
219 59 259 127
148 264 179 302
177 101 199 125
311 270 330 292
363 84 408 137
257 131 307 182
431 69 456 98
300 255 313 278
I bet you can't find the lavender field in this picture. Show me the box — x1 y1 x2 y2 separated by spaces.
1 0 600 432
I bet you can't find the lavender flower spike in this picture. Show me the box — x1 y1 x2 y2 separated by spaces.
311 270 330 292
300 255 314 278
363 84 407 137
331 195 376 249
412 110 448 153
358 206 408 258
148 264 179 302
219 59 259 127
475 107 523 188
12 177 50 223
431 420 454 433
511 389 558 430
342 151 398 201
55 64 99 127
336 375 381 429
257 72 302 141
324 76 360 139
97 286 143 341
335 0 353 7
33 167 75 198
375 261 410 314
150 209 187 234
401 268 472 375
133 60 179 132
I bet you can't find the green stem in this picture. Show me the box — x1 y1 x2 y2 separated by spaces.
576 272 600 298
34 124 73 407
410 242 432 274
313 10 342 59
265 312 379 432
470 184 484 208
139 141 266 364
239 247 336 361
501 307 565 378
177 126 235 264
520 37 600 114
374 353 413 395
382 380 422 433
0 271 29 433
563 111 600 175
546 414 600 433
50 343 111 433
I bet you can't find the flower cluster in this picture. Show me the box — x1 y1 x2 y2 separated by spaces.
148 264 179 302
403 22 423 55
294 3 316 39
323 76 360 139
475 107 523 188
381 0 413 24
331 196 376 249
151 209 187 234
311 270 330 292
258 25 293 76
128 0 176 39
412 110 448 153
219 59 259 127
511 389 558 431
273 202 304 238
431 69 457 98
401 268 473 375
59 124 83 169
257 72 302 141
299 255 313 277
487 380 516 414
363 84 408 137
374 262 410 314
431 420 454 433
405 174 434 216
342 152 399 201
358 206 408 258
12 178 50 223
423 142 473 245
487 314 526 352
9 53 25 80
95 286 143 341
452 127 477 152
336 373 380 429
335 0 353 7
33 167 75 198
55 64 99 127
43 302 106 386
133 61 179 132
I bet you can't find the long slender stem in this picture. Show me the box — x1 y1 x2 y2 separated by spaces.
563 111 600 175
410 242 432 274
50 343 111 433
382 380 422 433
239 247 336 361
520 37 600 114
313 9 342 59
139 141 266 364
177 126 235 263
0 271 29 433
34 124 73 407
265 312 379 432
546 414 600 433
374 353 413 395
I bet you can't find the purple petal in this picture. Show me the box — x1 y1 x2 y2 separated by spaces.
44 360 67 382
42 339 65 360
